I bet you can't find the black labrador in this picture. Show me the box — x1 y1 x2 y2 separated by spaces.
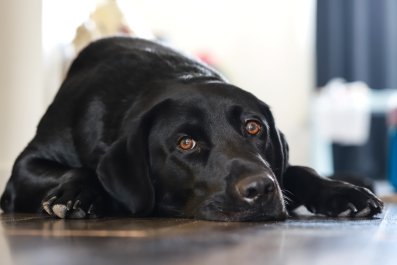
0 37 383 221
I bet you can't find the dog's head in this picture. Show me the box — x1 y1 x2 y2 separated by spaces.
97 82 288 221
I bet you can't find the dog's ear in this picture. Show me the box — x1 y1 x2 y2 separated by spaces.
275 130 289 180
97 100 170 215
97 135 153 215
258 101 289 181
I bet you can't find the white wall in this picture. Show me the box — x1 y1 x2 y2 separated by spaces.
0 0 44 192
120 0 316 165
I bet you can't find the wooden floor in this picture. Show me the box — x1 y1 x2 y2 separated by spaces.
0 202 397 265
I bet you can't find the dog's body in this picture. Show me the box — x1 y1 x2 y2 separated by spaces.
0 37 383 221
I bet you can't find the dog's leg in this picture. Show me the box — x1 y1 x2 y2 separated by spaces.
41 168 112 219
283 166 383 217
1 151 111 219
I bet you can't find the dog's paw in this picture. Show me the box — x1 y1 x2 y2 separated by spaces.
306 181 384 218
42 184 105 219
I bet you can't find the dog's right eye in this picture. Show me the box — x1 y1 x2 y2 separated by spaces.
245 120 262 136
178 136 197 151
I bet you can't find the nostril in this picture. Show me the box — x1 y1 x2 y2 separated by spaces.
235 175 276 203
244 186 259 199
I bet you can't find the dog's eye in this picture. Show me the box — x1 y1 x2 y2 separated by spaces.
245 120 262 135
178 136 197 150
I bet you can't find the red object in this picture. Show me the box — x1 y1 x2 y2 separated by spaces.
196 51 217 67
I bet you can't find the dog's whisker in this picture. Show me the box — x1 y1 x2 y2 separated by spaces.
281 189 293 206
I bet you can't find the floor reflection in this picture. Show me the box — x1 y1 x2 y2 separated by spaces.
0 206 397 265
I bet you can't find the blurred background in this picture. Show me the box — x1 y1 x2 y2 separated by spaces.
1 0 396 193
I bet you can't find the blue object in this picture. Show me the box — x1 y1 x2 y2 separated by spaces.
388 111 397 190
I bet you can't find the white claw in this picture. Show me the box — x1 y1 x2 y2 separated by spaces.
338 209 352 217
73 200 81 210
66 200 73 210
42 203 53 216
52 204 68 219
347 203 358 213
42 196 57 216
368 200 378 209
69 208 86 219
355 207 371 217
87 204 94 214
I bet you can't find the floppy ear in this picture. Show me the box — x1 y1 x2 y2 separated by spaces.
97 133 154 215
97 100 170 216
259 102 289 182
275 130 289 181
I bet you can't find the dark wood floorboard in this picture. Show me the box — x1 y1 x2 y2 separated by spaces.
1 204 397 265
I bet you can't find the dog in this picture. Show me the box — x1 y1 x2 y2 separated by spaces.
0 37 383 221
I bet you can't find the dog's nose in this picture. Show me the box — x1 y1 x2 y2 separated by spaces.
235 175 276 203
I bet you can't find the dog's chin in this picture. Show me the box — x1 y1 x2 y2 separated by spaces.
195 210 287 222
195 206 288 222
195 193 288 222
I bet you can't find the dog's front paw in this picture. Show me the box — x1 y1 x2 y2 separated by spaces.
41 182 106 219
306 181 384 218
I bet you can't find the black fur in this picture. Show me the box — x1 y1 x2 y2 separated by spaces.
0 37 383 221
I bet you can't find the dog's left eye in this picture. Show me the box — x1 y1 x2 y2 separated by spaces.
245 120 262 135
178 136 197 151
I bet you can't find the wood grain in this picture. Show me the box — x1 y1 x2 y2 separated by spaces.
0 205 397 265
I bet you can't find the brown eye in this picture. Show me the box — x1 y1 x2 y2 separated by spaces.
178 136 197 150
245 120 262 135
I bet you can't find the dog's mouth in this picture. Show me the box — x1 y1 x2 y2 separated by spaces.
197 209 288 222
196 197 288 222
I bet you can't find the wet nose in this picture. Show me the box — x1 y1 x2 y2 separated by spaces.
235 175 276 203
